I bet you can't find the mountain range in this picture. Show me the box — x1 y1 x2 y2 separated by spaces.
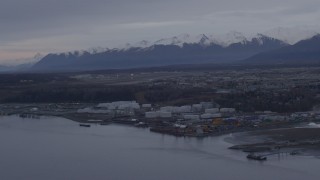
243 35 320 64
31 31 320 72
0 53 43 72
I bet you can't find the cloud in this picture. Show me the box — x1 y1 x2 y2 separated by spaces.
0 0 320 64
113 21 193 29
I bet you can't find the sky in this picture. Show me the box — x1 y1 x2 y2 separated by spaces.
1 0 320 65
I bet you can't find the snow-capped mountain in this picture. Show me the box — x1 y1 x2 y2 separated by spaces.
262 26 320 44
56 27 320 54
66 31 287 54
126 31 273 49
136 33 214 47
134 40 151 48
210 31 249 47
153 34 190 46
147 33 211 47
86 47 109 54
32 32 288 72
243 34 320 64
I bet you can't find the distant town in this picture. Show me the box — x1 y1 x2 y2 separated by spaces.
1 65 320 138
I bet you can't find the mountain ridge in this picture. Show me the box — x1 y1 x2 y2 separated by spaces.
32 33 288 72
242 34 320 64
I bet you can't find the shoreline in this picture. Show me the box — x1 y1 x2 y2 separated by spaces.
3 113 320 158
228 126 320 157
1 112 312 138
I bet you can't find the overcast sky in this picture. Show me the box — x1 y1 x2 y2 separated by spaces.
1 0 320 65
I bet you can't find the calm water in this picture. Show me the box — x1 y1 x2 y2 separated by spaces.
0 115 319 180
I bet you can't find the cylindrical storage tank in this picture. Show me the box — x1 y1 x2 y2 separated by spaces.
205 108 220 114
159 111 172 118
145 112 159 118
211 113 222 118
220 108 236 113
201 113 212 119
183 114 200 120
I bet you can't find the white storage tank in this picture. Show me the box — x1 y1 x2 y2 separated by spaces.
220 108 236 113
178 105 192 113
145 112 159 118
160 106 175 112
205 108 220 114
200 113 212 119
183 114 200 121
211 113 222 118
159 111 172 118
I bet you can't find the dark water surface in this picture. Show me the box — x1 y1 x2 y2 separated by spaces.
0 115 319 180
